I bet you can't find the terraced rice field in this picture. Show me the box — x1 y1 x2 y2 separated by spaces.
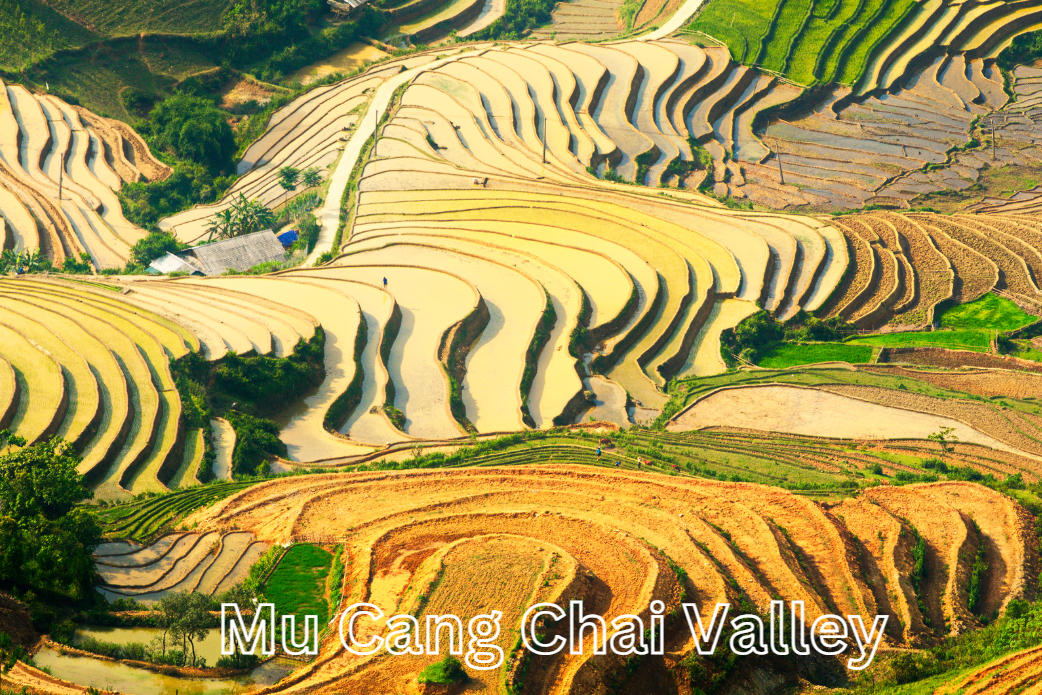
4 38 1041 505
0 80 169 269
178 466 1037 691
936 646 1042 695
683 0 1042 91
669 384 1023 455
0 276 321 497
94 531 270 604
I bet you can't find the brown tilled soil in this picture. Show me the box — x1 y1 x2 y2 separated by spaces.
863 364 1042 399
880 347 1042 373
634 0 683 28
172 466 1038 694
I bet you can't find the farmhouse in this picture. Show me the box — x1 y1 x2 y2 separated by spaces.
183 230 287 276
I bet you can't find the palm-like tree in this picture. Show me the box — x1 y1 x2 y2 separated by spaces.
231 194 275 236
206 208 236 241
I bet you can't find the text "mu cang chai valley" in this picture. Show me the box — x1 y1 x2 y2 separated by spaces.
221 600 888 670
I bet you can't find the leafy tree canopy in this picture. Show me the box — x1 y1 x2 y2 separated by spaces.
0 434 100 602
469 0 554 40
144 96 236 173
225 412 287 477
119 163 236 231
128 230 186 269
0 435 91 520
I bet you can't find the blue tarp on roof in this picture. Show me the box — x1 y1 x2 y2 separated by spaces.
277 230 299 247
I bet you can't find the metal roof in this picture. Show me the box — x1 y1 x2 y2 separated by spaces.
188 230 286 276
148 252 202 275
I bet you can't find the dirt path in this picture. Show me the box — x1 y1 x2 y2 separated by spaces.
211 417 235 480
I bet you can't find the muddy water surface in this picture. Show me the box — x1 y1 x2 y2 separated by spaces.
34 645 296 695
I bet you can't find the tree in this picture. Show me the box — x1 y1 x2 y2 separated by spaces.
224 411 287 476
300 167 322 189
0 430 25 452
230 194 276 236
206 208 237 242
60 252 93 274
2 249 51 274
0 437 91 519
157 592 212 666
928 426 958 459
145 96 236 173
128 230 185 269
0 435 100 601
175 592 212 666
177 111 237 172
277 166 300 205
0 633 27 676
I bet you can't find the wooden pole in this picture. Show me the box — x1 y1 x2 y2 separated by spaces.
775 141 785 186
541 114 547 164
58 151 64 201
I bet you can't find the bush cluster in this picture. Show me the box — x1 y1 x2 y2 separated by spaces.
719 309 855 365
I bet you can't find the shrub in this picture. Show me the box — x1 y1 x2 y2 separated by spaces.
418 656 468 684
888 652 942 684
119 164 236 232
212 332 325 413
468 0 555 40
224 412 287 477
128 230 186 268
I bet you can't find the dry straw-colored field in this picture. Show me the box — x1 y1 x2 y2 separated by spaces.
172 466 1038 693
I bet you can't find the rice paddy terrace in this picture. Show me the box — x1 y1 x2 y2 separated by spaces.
7 41 1042 488
0 80 171 269
167 468 1037 693
3 1 1042 691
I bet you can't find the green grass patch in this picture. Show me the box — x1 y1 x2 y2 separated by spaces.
1011 339 1042 363
0 0 97 72
43 0 232 36
264 543 333 639
685 0 775 63
418 656 468 684
938 293 1036 332
846 329 992 352
757 342 872 368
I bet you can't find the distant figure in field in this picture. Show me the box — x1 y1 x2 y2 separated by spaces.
596 447 601 457
383 277 387 286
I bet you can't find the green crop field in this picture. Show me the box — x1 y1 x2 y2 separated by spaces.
0 0 96 72
264 544 334 639
845 328 993 352
756 341 873 367
683 0 916 85
42 0 233 37
938 293 1038 332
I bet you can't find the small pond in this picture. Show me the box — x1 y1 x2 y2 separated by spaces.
34 626 299 695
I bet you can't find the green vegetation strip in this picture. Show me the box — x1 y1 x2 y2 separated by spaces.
757 342 872 368
263 543 333 642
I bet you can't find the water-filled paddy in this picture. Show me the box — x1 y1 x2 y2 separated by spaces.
35 644 296 695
